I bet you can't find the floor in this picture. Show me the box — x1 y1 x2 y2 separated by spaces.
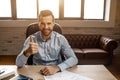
107 65 120 80
0 55 120 80
0 55 16 65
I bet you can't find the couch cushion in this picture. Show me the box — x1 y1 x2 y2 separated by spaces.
82 48 109 59
72 48 84 59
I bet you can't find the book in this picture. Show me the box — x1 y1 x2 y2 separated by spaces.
0 66 15 79
10 74 33 80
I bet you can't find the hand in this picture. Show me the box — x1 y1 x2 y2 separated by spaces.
40 66 61 76
24 35 39 57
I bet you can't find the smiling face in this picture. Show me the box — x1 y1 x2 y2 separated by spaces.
38 15 54 37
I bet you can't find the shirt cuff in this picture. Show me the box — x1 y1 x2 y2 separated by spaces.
21 53 28 60
57 62 68 72
16 53 28 67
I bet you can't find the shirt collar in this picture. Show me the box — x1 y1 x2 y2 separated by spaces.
39 31 55 42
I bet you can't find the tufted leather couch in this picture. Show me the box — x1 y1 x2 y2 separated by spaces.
64 34 118 65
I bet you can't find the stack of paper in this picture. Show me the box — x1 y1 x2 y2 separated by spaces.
44 70 94 80
0 66 15 79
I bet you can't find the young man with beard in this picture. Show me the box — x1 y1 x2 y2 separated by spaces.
16 10 78 75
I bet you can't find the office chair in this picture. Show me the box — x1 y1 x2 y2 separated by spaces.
26 22 62 38
26 22 64 65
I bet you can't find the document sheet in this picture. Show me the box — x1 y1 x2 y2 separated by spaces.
44 70 94 80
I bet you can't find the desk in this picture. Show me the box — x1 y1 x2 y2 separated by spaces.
1 65 117 80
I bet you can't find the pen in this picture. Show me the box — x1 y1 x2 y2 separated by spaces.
0 70 5 75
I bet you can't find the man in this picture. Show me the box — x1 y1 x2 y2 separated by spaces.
16 10 78 75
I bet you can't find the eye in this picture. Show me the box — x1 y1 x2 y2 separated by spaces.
41 23 44 25
47 22 52 25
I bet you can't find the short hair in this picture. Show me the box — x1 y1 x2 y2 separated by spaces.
38 10 55 22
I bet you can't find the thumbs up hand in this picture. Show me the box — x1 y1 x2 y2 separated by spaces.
24 35 39 57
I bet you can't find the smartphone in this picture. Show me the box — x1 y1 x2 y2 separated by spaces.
10 74 33 80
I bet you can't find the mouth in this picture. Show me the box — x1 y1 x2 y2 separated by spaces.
42 29 51 36
43 29 50 32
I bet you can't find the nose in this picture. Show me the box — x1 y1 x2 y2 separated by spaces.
44 24 48 29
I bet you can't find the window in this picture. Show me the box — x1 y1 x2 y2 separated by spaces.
64 0 81 18
16 0 37 18
0 0 109 20
84 0 104 19
0 0 11 17
38 0 59 18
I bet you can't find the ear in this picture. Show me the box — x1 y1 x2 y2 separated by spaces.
52 23 55 29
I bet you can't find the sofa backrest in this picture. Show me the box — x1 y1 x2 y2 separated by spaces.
64 34 102 48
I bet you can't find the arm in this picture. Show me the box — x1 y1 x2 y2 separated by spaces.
100 36 118 52
16 35 39 67
40 36 78 75
16 51 29 67
57 36 78 71
16 35 37 66
16 37 30 67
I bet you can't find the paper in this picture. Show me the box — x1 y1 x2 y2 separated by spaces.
44 70 94 80
0 66 15 79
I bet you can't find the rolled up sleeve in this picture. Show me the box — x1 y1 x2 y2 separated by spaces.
57 36 78 71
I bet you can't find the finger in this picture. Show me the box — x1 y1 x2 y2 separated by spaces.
30 46 38 51
42 68 50 75
33 49 38 53
43 70 49 75
41 67 48 73
30 47 38 53
30 35 34 42
40 68 46 75
30 43 38 48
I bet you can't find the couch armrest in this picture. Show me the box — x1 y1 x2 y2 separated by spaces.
100 36 118 52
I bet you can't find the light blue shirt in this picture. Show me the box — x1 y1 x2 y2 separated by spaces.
16 31 78 71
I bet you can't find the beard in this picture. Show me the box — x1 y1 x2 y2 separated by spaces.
41 28 52 36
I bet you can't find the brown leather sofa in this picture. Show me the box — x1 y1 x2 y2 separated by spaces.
64 34 118 65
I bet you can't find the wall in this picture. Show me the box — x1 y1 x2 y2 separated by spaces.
112 0 120 67
0 27 26 55
0 0 120 64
